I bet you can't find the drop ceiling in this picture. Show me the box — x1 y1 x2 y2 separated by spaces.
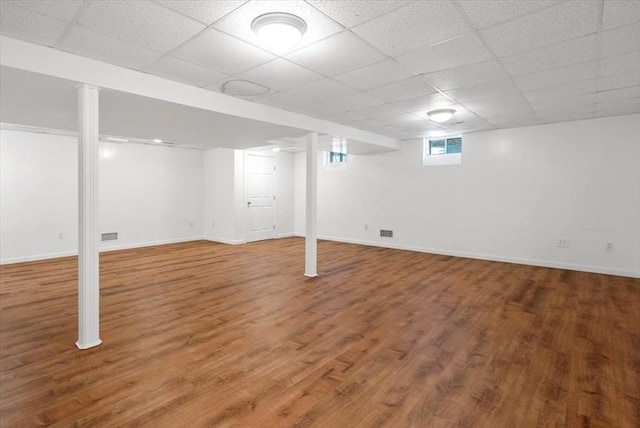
1 0 639 142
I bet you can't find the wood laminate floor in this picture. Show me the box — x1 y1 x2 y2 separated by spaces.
0 238 638 427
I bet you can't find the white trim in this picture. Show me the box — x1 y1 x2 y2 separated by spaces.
4 234 636 278
0 36 399 151
315 234 640 279
99 236 202 252
76 339 102 350
276 232 295 239
0 237 204 265
0 250 78 265
205 237 246 245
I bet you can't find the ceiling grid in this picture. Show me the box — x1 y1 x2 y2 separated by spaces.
0 0 638 142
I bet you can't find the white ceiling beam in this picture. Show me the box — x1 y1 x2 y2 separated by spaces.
0 36 400 151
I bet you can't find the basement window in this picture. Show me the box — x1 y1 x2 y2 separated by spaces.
329 151 347 163
423 137 462 166
325 151 348 170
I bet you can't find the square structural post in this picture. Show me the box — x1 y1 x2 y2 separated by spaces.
305 132 318 277
76 84 101 350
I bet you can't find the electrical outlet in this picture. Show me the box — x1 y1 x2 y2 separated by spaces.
190 221 194 228
606 242 613 252
211 221 215 229
58 232 64 240
364 224 369 231
557 238 569 248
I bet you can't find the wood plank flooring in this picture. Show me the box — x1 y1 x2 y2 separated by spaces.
1 238 638 427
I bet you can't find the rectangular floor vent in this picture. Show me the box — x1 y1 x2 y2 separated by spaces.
101 232 118 241
380 229 393 238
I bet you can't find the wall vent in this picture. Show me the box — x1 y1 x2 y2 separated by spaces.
101 232 118 241
380 229 393 238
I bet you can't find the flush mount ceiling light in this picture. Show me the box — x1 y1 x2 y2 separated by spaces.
427 108 456 123
251 12 307 51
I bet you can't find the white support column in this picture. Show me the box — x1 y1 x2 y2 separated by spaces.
305 132 318 277
76 84 101 350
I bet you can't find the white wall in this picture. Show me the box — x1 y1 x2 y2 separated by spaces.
0 129 204 263
295 114 640 277
203 147 238 244
275 151 295 237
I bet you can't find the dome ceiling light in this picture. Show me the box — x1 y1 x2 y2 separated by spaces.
251 12 307 51
427 108 456 123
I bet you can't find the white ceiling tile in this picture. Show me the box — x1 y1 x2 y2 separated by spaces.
480 1 600 57
599 51 640 77
443 78 519 103
155 0 246 25
321 109 372 123
355 113 425 129
486 115 542 128
284 79 359 105
537 105 595 123
2 0 82 22
79 0 206 52
594 105 640 118
144 56 229 87
424 60 509 91
340 102 405 120
598 71 640 91
236 59 323 91
323 92 384 112
513 60 599 91
307 0 409 27
297 92 383 116
523 80 597 103
57 25 163 70
212 0 343 55
378 119 451 133
0 2 67 46
602 0 640 31
286 31 385 77
351 1 471 56
463 93 535 119
173 29 275 75
538 110 595 123
596 86 640 103
499 34 598 77
396 33 492 74
456 0 559 30
252 91 311 110
332 60 415 91
596 96 640 115
368 76 438 103
528 93 597 111
600 22 640 57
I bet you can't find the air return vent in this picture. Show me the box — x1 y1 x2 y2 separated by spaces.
101 232 118 241
380 229 393 238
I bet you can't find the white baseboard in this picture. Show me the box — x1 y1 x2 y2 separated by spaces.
276 232 295 239
315 234 640 279
0 250 78 265
0 236 204 265
100 236 202 253
4 234 638 278
204 237 246 245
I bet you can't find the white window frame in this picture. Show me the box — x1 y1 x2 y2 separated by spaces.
324 151 348 170
423 136 462 166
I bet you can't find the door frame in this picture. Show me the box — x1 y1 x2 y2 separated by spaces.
244 151 276 242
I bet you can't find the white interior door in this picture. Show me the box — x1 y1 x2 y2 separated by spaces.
245 152 276 242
